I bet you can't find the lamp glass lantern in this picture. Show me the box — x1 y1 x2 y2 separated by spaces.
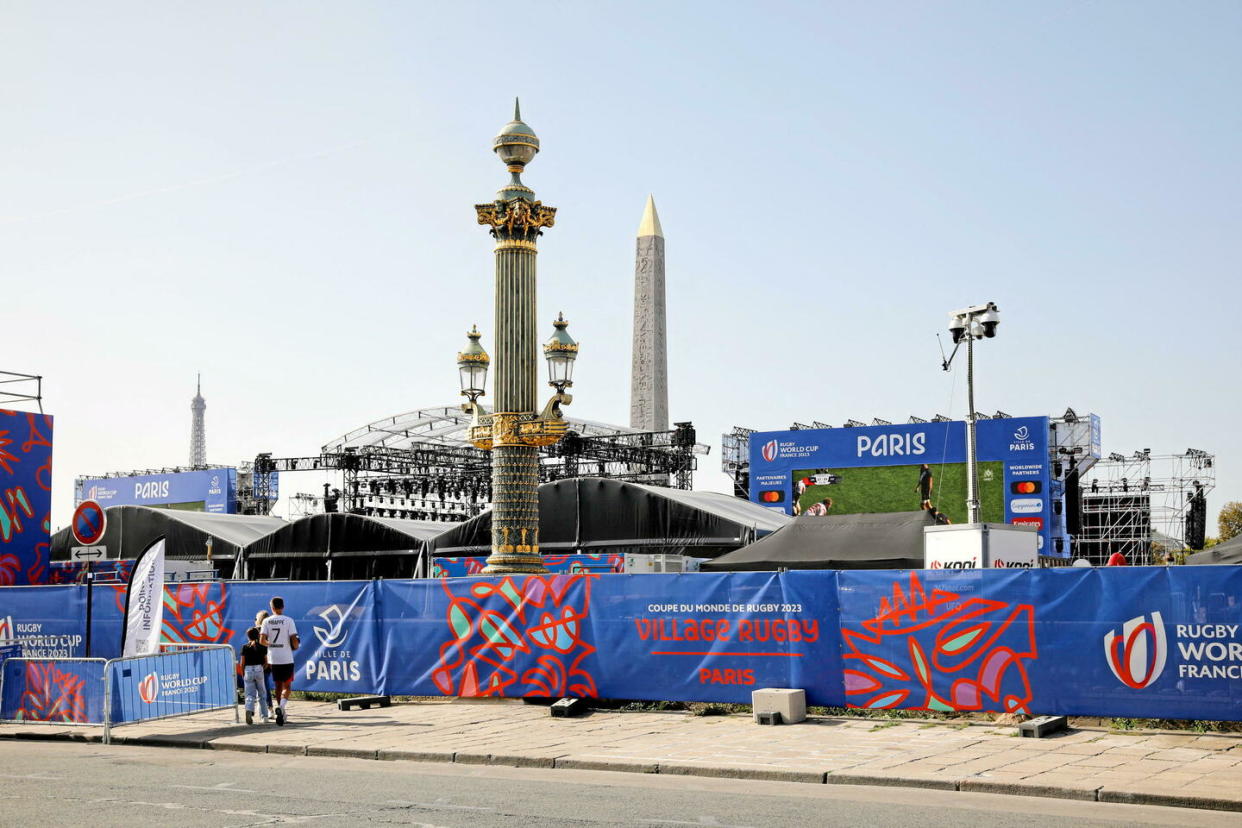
543 313 578 390
457 325 489 400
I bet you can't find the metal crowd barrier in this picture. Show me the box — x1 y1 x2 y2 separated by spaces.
102 644 238 744
0 644 237 742
0 656 108 726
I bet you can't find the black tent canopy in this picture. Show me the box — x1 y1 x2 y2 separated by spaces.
239 513 450 580
428 477 789 558
1186 534 1242 566
50 506 285 572
701 511 934 572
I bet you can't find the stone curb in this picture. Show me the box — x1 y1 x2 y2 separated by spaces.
3 728 1240 813
1099 789 1242 813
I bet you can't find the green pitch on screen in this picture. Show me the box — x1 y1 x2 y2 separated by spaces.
793 461 1004 526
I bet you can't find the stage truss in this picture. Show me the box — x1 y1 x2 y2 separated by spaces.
241 405 709 521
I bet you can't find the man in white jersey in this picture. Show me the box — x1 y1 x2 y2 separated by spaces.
259 596 299 725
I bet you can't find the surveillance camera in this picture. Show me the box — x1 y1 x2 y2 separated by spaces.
948 314 966 344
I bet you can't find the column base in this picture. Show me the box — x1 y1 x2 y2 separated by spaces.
481 545 547 575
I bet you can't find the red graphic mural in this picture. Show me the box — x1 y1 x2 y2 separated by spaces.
840 573 1037 714
0 410 54 585
15 661 89 723
433 574 598 698
105 581 233 647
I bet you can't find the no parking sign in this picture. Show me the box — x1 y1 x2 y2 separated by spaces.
72 500 107 546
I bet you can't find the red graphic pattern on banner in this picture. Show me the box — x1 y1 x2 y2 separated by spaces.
16 661 88 723
433 574 598 698
840 573 1037 714
163 583 233 646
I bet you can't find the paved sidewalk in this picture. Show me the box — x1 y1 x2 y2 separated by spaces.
3 701 1240 813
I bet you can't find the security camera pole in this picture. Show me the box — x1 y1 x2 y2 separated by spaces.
943 302 1000 524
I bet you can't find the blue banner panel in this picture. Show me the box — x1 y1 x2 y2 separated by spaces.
587 572 837 703
76 468 234 513
1033 566 1242 721
234 581 381 694
0 410 54 585
0 585 87 657
1 658 105 723
107 647 233 725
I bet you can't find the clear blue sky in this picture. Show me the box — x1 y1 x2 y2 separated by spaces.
3 2 1239 531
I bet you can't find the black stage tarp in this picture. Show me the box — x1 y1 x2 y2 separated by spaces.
428 478 789 558
1186 533 1242 566
701 511 934 571
49 506 285 574
239 513 450 580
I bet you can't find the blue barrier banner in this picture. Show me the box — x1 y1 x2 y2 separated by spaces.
107 647 233 725
1 658 105 723
0 585 87 657
1034 567 1242 720
0 567 1238 720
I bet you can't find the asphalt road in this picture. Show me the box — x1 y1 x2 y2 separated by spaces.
0 741 1236 828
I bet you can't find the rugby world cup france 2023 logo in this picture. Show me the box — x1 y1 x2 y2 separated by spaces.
138 671 160 704
760 440 778 463
1104 612 1168 689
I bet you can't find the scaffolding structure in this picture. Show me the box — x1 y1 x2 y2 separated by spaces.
721 427 754 498
1076 448 1215 564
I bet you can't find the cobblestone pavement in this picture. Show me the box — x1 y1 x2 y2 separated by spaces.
3 701 1240 812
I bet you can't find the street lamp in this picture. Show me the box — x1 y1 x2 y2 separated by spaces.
942 302 1001 525
540 312 577 416
459 100 575 575
457 325 489 405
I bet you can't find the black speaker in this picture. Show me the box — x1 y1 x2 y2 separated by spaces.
1065 469 1082 535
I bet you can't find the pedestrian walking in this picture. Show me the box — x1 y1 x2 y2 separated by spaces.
252 610 274 709
259 596 299 726
238 626 270 725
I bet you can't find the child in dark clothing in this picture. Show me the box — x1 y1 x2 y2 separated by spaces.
239 626 270 724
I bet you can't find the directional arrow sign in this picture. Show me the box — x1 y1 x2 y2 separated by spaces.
70 545 108 561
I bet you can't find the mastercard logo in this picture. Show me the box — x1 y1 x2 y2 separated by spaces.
759 490 785 503
1010 481 1042 495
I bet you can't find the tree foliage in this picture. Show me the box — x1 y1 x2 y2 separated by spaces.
1218 502 1242 542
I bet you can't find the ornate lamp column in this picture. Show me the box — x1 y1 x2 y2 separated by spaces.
466 101 570 575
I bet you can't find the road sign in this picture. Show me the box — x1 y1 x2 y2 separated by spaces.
72 500 107 545
70 545 109 561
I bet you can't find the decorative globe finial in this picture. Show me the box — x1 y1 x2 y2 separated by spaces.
494 97 540 169
493 98 540 201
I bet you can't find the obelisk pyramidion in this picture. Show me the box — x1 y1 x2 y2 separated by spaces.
630 195 668 432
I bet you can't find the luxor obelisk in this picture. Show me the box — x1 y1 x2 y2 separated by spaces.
630 196 668 432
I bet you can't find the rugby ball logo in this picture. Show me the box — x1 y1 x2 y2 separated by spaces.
138 671 160 704
760 440 778 463
1104 612 1167 689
